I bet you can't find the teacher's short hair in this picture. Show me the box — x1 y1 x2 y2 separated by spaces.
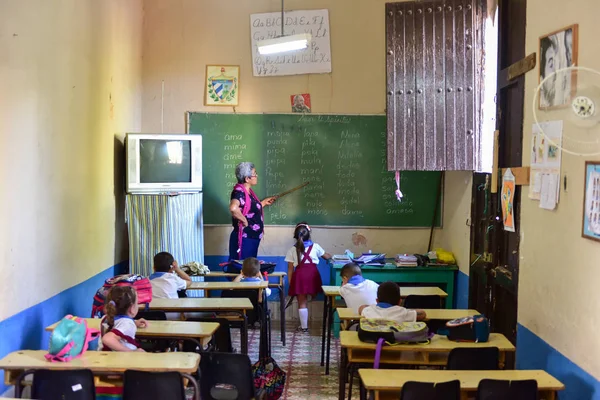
235 162 255 184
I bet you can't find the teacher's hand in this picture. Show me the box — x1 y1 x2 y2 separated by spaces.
261 196 277 207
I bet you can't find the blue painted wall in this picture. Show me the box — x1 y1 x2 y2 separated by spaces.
455 270 469 309
0 262 126 394
517 324 600 400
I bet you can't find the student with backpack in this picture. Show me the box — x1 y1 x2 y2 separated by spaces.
100 286 148 352
285 222 332 333
359 281 427 323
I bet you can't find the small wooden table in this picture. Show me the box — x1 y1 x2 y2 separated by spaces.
337 307 480 323
358 369 565 400
46 319 220 350
204 272 288 346
188 281 267 297
338 331 516 400
0 350 200 397
320 285 448 375
148 298 253 354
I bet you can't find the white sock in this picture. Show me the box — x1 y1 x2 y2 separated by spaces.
299 308 309 329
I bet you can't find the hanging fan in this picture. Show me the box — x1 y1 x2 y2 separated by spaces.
533 66 600 156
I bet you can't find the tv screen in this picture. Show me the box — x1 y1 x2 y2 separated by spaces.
139 139 192 183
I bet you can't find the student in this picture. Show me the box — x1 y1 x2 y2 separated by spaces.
149 251 192 299
285 222 332 332
101 286 147 352
339 262 379 314
359 281 427 322
233 257 272 300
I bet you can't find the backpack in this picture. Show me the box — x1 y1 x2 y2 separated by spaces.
91 274 153 318
46 315 100 362
445 315 490 342
358 318 430 344
252 356 286 400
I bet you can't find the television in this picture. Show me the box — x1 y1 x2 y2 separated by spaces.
126 133 202 194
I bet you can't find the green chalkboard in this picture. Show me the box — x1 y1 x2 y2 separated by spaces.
188 113 442 227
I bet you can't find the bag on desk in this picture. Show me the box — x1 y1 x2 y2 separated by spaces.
91 274 152 317
46 315 100 362
445 315 490 342
358 318 429 344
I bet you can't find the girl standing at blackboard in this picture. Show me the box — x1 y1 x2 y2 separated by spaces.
285 222 332 332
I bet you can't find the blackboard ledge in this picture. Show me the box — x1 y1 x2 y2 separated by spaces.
204 224 443 229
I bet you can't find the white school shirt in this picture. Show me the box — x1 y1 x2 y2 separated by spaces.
361 304 417 323
284 243 326 266
149 272 187 299
101 317 138 351
339 279 379 313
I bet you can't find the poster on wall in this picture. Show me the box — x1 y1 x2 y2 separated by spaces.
529 120 562 206
501 169 516 232
290 93 311 113
205 65 240 106
250 9 332 77
582 161 600 242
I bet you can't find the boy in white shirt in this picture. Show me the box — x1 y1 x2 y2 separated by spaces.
339 263 379 313
149 252 192 299
359 281 427 322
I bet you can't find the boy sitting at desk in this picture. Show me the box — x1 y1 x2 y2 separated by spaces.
339 262 379 313
149 251 192 299
359 281 427 322
233 257 272 301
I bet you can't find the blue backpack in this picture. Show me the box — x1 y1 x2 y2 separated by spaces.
445 315 490 342
46 315 100 362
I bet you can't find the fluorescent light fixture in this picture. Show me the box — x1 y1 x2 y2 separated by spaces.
257 33 311 55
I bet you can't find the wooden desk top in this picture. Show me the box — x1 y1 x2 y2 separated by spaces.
189 281 267 290
322 286 448 298
206 272 286 277
337 308 479 321
0 350 199 374
358 369 564 391
45 319 219 338
340 331 515 352
149 298 253 311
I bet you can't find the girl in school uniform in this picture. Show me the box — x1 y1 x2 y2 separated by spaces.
101 286 147 352
285 222 332 332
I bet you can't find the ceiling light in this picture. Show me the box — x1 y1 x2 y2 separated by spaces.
257 33 311 55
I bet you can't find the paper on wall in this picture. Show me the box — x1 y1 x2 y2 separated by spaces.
540 173 559 210
529 121 563 202
501 168 516 232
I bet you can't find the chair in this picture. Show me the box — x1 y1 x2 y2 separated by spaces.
403 295 443 309
135 310 167 321
446 347 500 370
476 379 538 400
400 380 461 400
123 370 194 400
25 369 96 400
199 353 256 400
184 317 234 353
134 310 170 352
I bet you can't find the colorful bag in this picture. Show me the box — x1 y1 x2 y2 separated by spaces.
446 315 490 342
46 315 100 362
358 318 430 344
252 356 286 400
91 274 152 318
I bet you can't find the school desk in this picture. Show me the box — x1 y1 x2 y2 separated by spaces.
331 263 457 308
358 369 565 400
148 298 253 354
338 331 516 400
203 271 288 346
320 285 449 375
336 307 480 324
0 350 200 398
46 319 220 350
188 280 268 297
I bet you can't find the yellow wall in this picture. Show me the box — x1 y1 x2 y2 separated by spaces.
141 0 472 274
0 0 143 321
520 0 600 379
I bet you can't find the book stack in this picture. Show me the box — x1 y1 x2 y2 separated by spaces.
395 254 418 267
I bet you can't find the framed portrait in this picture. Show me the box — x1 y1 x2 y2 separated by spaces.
290 93 311 113
538 24 578 110
582 161 600 242
205 65 240 106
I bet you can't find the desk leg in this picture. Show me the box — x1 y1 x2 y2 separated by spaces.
499 351 506 369
278 284 285 346
326 297 334 375
321 295 329 366
359 382 367 400
241 311 248 355
338 349 348 400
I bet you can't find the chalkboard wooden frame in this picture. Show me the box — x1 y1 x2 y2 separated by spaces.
186 112 444 228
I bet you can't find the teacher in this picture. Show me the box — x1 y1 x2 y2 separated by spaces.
228 162 277 264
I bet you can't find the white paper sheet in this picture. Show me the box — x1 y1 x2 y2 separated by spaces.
540 173 559 210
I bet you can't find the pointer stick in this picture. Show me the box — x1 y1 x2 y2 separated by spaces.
272 181 310 199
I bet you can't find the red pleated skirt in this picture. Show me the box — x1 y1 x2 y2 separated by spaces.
288 263 323 297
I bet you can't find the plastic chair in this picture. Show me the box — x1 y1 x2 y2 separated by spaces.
134 310 170 352
21 369 96 400
123 370 195 400
400 380 461 400
446 347 500 370
476 379 538 400
199 352 256 400
403 295 443 309
135 310 167 321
